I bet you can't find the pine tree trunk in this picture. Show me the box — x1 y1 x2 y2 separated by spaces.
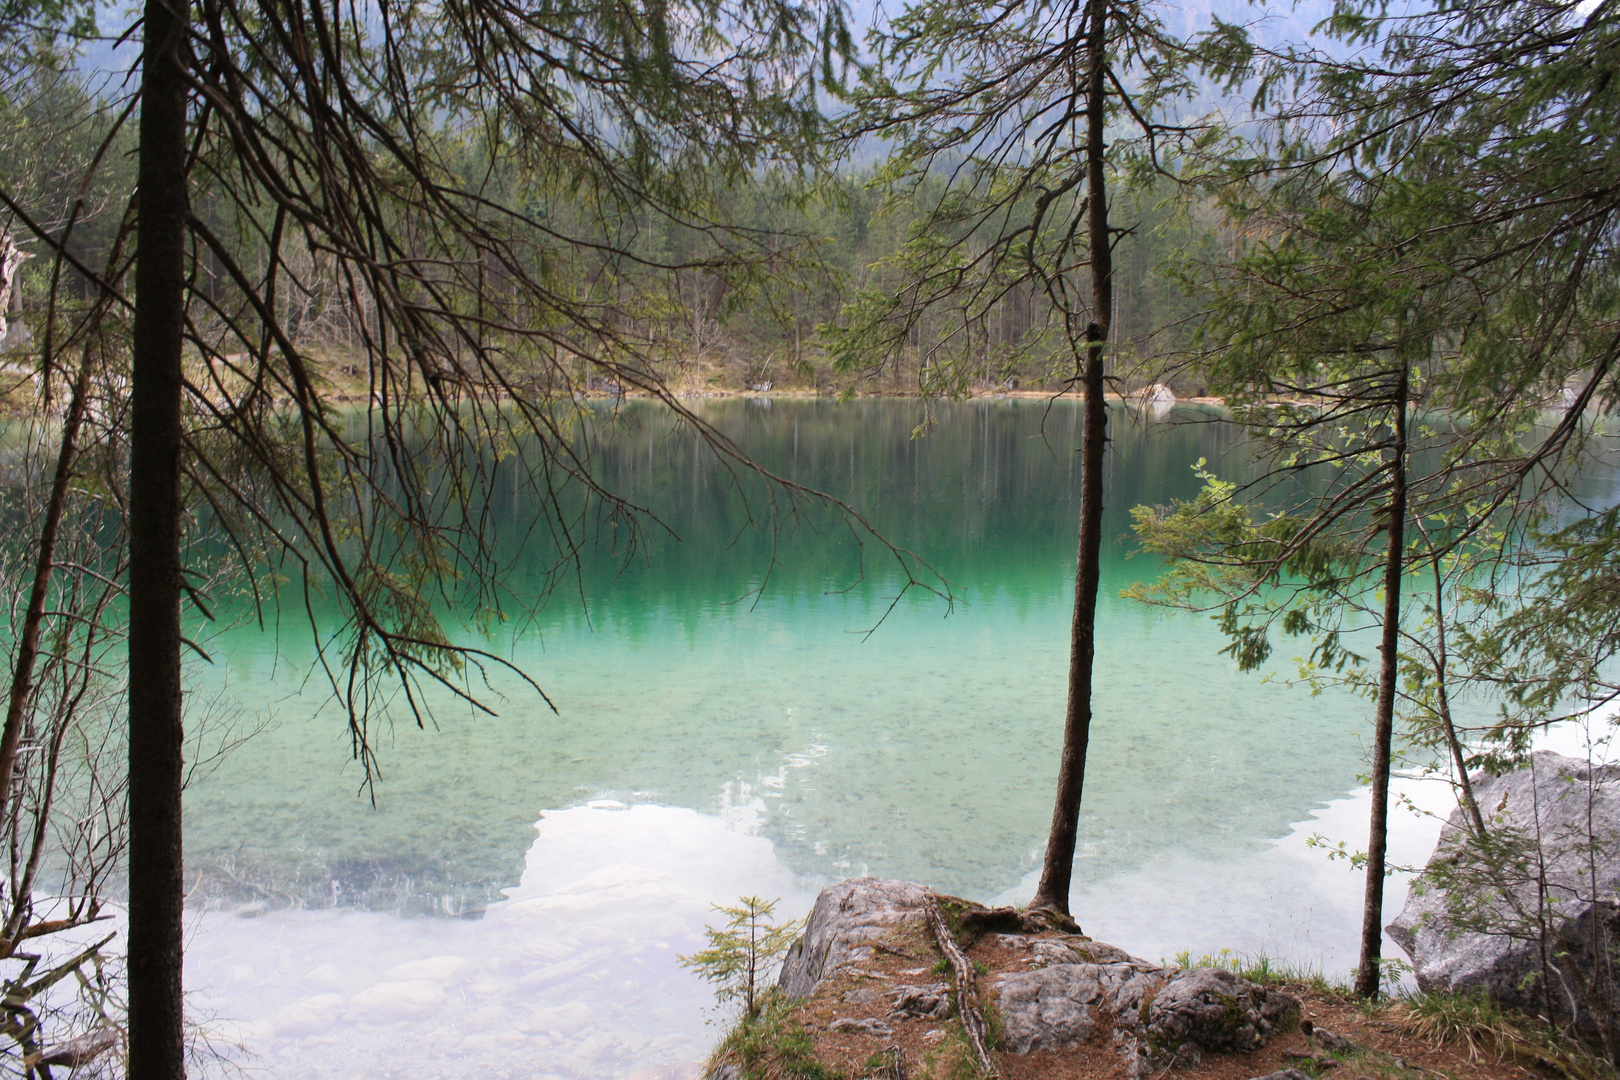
129 0 190 1070
1030 0 1110 918
1353 363 1408 1000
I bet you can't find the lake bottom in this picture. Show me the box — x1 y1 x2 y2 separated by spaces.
186 779 1456 1080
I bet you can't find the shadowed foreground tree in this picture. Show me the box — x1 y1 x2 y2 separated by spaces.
0 0 961 1073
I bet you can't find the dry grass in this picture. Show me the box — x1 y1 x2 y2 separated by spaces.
1382 992 1608 1080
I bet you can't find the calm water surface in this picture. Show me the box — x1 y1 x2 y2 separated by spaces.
176 399 1620 1079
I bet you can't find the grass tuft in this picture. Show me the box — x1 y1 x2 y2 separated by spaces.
1171 947 1350 996
920 1025 990 1080
1383 989 1615 1080
1385 990 1516 1060
705 989 843 1080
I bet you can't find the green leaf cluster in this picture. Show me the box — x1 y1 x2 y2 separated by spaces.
681 895 805 1021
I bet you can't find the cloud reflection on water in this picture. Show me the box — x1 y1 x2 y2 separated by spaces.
188 779 1462 1079
187 804 819 1080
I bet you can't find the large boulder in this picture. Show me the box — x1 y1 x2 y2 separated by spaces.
777 877 934 999
1139 967 1298 1055
994 963 1113 1052
991 953 1296 1063
1389 750 1620 1027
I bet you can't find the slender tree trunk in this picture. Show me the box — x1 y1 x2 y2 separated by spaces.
1030 0 1110 918
1353 363 1408 1000
129 0 190 1070
1425 550 1485 839
0 345 95 840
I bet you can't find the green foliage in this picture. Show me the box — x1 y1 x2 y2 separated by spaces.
1172 947 1345 996
823 0 1216 399
1457 506 1620 753
982 994 1004 1051
705 989 841 1080
0 0 903 793
1389 988 1516 1056
1185 0 1620 471
0 0 95 76
682 896 805 1020
1386 988 1612 1080
918 1025 990 1080
1126 460 1367 677
1147 0 1620 705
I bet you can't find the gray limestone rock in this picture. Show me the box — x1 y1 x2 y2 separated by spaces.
1070 941 1150 966
778 878 934 999
1109 968 1170 1020
1030 938 1153 969
1140 967 1298 1055
1030 939 1159 977
1029 940 1083 968
1304 1024 1361 1056
1249 1071 1312 1080
1172 1042 1203 1067
890 983 951 1019
994 964 1108 1053
828 1016 894 1037
1388 751 1620 1026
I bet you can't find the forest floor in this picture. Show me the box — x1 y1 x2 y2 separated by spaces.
711 914 1596 1080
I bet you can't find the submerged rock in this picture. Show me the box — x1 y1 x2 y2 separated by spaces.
1388 751 1620 1027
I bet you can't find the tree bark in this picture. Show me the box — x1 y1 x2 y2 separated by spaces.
1030 0 1110 918
129 0 190 1070
1353 363 1408 1000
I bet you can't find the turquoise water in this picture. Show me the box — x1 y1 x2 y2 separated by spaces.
176 398 1611 1079
185 400 1366 909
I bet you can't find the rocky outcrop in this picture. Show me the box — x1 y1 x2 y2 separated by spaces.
778 877 1298 1073
778 878 934 999
1388 751 1620 1027
989 938 1297 1069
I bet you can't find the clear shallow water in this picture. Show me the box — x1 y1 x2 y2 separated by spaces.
171 399 1620 1078
186 804 817 1080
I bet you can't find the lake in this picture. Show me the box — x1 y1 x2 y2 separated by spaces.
176 398 1605 1079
